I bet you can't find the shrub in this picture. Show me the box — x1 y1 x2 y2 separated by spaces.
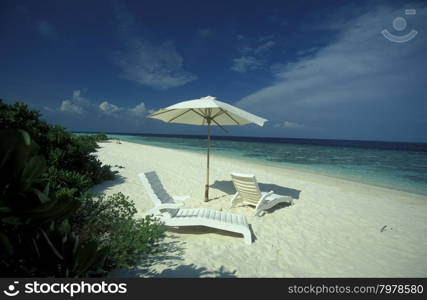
0 129 107 277
72 193 166 271
0 100 166 276
92 133 109 142
0 100 116 195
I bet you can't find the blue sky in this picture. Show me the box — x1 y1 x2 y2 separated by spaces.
1 0 426 142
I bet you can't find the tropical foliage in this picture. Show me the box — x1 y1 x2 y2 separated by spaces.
0 101 166 277
0 129 107 276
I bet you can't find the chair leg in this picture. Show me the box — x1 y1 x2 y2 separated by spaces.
242 228 253 244
254 209 264 217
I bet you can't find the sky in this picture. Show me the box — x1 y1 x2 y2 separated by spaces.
1 0 426 142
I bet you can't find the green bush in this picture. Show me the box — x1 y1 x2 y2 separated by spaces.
0 101 50 157
72 193 166 271
0 129 107 277
0 101 167 276
92 133 109 142
0 100 116 196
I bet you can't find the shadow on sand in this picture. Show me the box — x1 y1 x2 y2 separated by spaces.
167 225 256 243
154 264 237 278
108 237 237 278
210 180 301 200
90 173 126 194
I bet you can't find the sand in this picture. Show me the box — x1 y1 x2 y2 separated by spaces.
92 140 427 278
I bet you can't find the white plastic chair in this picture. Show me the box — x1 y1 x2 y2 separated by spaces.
231 172 294 216
139 171 253 244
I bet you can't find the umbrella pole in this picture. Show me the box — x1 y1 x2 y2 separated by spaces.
204 120 211 202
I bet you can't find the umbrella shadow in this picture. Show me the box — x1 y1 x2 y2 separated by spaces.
210 180 301 200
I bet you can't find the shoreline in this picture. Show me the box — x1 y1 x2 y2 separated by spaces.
106 139 427 202
94 140 427 277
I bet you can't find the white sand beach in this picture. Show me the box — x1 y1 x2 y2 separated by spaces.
93 141 427 278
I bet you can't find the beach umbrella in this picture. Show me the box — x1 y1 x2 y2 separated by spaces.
147 95 268 202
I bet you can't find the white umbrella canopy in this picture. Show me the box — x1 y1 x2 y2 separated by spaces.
147 95 268 201
148 96 267 127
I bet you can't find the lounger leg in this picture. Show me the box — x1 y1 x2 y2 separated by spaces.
242 228 252 244
254 209 264 217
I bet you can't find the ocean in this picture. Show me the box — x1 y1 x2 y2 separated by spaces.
81 133 427 197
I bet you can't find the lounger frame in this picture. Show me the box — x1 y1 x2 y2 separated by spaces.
231 172 294 216
139 171 253 244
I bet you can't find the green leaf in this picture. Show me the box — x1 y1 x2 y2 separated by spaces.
1 216 22 225
0 129 32 181
18 129 31 146
74 241 98 274
90 247 109 270
43 182 50 197
33 188 50 204
39 228 64 260
20 155 46 191
32 237 41 259
0 206 12 213
57 219 71 235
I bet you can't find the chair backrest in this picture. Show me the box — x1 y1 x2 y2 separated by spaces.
231 172 262 205
139 171 174 206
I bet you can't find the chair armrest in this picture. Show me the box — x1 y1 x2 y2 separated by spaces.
142 203 182 217
259 191 274 202
254 191 274 216
230 192 240 208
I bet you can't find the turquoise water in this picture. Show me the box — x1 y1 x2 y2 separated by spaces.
90 133 427 197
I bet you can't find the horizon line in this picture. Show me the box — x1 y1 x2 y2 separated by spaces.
72 131 427 145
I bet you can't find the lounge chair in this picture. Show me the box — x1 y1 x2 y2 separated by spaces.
139 171 189 211
139 171 253 244
230 172 294 217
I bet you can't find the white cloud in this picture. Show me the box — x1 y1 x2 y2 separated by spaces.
232 35 276 73
235 4 427 140
99 100 148 118
60 100 84 114
283 121 305 129
112 3 197 89
56 90 151 122
115 40 197 89
129 102 147 116
99 101 120 115
254 40 276 54
231 56 264 73
296 47 319 57
59 90 89 114
259 34 275 42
